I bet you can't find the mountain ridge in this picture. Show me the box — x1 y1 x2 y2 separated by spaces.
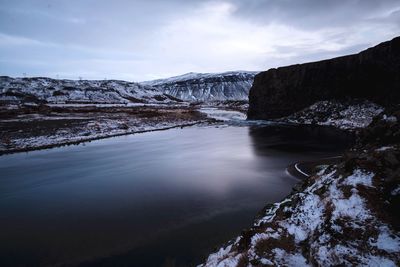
0 76 181 105
141 71 258 102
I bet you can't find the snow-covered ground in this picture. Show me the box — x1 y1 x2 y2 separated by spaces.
202 100 249 113
200 108 247 122
0 106 209 154
4 119 203 153
280 100 384 130
201 165 399 267
200 108 400 266
199 107 279 128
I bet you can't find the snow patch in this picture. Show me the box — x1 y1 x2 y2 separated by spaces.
342 169 374 187
376 146 395 152
282 100 384 130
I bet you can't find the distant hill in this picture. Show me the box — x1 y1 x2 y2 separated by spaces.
0 76 180 105
141 71 258 102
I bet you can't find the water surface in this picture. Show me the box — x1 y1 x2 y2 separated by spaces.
0 124 351 266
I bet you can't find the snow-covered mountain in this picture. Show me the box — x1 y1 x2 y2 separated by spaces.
141 71 258 102
0 76 181 104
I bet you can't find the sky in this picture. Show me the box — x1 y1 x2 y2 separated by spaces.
0 0 399 81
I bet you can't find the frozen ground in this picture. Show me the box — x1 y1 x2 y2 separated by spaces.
0 105 210 154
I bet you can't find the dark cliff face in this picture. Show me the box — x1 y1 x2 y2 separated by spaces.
248 37 400 119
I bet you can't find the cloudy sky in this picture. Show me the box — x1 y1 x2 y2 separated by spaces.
0 0 399 81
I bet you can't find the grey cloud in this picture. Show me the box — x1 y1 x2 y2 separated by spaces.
229 0 400 29
0 0 200 48
0 0 399 80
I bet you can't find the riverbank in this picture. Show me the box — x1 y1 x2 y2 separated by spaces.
0 104 215 155
201 108 400 266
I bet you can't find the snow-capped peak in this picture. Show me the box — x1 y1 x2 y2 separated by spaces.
140 71 258 102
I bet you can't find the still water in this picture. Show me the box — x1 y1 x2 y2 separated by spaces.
0 124 351 266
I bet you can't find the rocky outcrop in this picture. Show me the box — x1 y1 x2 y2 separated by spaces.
248 37 400 119
279 99 384 130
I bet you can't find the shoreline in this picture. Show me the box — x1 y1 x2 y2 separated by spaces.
201 106 400 265
252 155 345 231
0 104 219 156
0 120 214 156
286 156 343 179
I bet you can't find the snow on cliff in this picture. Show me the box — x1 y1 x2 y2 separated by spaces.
281 100 384 130
0 76 181 104
141 71 257 102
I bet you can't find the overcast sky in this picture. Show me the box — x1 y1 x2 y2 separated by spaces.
0 0 399 81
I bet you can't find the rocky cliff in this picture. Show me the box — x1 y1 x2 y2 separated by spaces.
248 37 400 119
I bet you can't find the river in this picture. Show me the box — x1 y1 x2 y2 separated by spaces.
0 114 352 266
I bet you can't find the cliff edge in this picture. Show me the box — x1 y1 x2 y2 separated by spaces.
248 37 400 119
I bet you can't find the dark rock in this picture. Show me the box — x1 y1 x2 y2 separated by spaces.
358 107 400 147
248 36 400 119
385 152 399 167
237 229 256 251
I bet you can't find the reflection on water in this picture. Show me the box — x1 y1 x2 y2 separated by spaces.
0 125 352 266
249 124 354 155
